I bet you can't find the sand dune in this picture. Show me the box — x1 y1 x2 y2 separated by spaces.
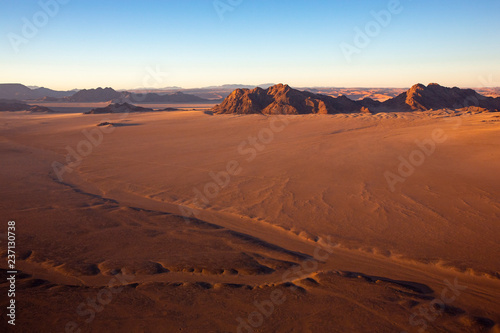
0 110 499 332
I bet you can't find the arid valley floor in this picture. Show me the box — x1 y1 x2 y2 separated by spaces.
1 106 499 332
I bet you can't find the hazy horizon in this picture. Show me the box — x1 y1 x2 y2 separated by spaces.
3 82 500 93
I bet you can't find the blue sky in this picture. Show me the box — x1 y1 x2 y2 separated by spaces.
1 0 499 90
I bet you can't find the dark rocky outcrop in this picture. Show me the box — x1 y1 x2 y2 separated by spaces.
0 99 53 112
28 105 54 113
0 99 30 111
85 102 154 114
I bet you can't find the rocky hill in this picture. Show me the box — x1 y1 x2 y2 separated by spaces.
212 83 500 114
0 99 54 112
85 102 154 114
65 87 123 102
212 84 370 115
382 83 500 111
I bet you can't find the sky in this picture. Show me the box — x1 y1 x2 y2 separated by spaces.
1 0 500 90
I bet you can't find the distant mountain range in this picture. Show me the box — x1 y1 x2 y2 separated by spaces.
2 82 499 114
212 83 500 114
62 87 210 103
59 87 121 102
0 84 213 103
2 83 500 111
199 83 276 90
0 84 76 100
117 91 208 104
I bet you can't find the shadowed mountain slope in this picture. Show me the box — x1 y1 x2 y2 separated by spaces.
212 84 371 115
382 83 500 111
213 83 500 114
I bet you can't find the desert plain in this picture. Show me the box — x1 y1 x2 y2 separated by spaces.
0 105 499 333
